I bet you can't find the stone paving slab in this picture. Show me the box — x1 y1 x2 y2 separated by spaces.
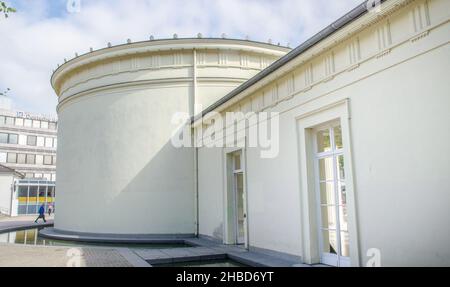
0 244 134 267
136 246 227 265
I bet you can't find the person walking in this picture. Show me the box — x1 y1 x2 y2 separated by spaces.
47 204 52 216
35 204 47 223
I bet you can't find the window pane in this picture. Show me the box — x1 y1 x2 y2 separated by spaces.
36 155 43 165
334 126 343 149
0 152 6 163
43 174 51 180
320 182 335 205
0 116 4 124
322 229 338 254
49 122 57 130
32 120 41 128
17 153 26 164
37 137 45 147
29 186 38 196
0 133 8 143
18 134 27 145
51 174 56 181
7 153 16 163
15 118 24 126
24 119 32 127
340 231 350 257
321 205 337 230
45 137 53 148
339 205 348 232
47 186 54 198
52 156 57 164
26 154 35 164
8 134 18 144
25 173 34 178
54 138 57 148
44 155 52 165
336 155 345 181
27 135 37 146
234 154 241 170
41 121 49 129
38 186 46 198
18 186 28 197
27 205 37 214
5 117 14 125
317 129 331 153
319 157 334 181
338 181 347 205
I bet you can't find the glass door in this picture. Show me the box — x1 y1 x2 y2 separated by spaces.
315 123 350 267
232 151 247 245
234 172 245 244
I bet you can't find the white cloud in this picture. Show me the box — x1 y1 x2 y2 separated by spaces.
0 0 362 116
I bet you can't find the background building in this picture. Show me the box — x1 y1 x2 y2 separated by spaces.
0 95 57 181
0 164 23 216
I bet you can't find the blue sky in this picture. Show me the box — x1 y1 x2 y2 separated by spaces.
0 0 363 116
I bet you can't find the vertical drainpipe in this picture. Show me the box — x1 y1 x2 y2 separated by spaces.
193 49 199 237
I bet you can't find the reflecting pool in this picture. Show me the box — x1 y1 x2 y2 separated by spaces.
0 228 189 249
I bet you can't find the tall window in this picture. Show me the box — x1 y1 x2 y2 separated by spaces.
37 136 45 147
17 153 26 164
32 120 41 128
8 134 18 144
26 154 36 165
18 134 27 145
49 122 57 130
315 123 349 267
5 117 14 125
15 118 24 126
27 135 37 146
7 153 17 163
24 119 32 127
44 155 53 165
0 152 6 163
0 133 8 143
45 137 53 148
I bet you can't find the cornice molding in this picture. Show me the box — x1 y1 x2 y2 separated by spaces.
51 39 290 94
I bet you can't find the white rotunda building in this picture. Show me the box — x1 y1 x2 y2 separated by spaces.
51 38 289 235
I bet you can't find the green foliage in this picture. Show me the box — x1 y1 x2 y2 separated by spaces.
0 1 16 18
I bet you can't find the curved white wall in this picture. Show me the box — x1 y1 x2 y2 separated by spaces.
52 39 288 234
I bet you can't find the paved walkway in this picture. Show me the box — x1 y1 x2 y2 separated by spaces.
0 244 135 267
0 215 146 267
0 217 314 267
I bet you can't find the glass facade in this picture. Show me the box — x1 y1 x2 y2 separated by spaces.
15 180 56 215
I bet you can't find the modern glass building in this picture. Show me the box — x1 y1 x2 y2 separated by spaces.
15 179 55 215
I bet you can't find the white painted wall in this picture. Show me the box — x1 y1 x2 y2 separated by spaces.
53 40 287 235
0 173 14 216
196 0 450 266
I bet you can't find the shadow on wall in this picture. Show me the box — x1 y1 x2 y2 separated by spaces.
213 222 223 240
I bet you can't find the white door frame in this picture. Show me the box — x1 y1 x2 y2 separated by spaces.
296 99 360 266
313 122 350 267
223 148 249 249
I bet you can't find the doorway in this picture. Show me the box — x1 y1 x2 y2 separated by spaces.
226 150 248 247
314 122 350 267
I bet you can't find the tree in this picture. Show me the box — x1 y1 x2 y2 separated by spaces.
0 1 16 18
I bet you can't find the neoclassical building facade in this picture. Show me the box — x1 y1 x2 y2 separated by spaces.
50 0 450 267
